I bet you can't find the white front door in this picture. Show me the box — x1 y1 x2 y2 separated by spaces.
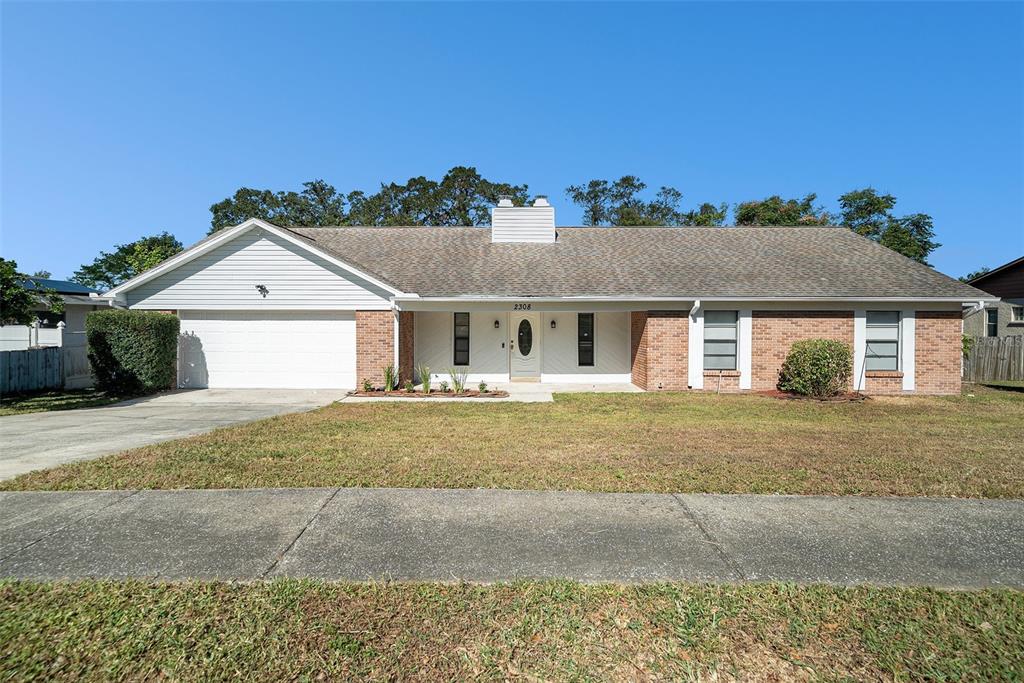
510 312 541 379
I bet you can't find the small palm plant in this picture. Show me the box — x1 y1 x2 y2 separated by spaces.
449 367 469 393
416 363 431 394
383 364 397 392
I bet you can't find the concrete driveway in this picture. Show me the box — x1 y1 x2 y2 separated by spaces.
0 389 343 480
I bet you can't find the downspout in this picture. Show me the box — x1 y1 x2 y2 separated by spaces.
689 299 701 317
689 299 701 390
392 303 400 377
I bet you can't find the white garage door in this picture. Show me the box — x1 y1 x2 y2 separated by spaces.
178 311 357 389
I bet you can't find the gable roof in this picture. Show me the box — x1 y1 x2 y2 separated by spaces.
283 225 991 300
966 255 1024 289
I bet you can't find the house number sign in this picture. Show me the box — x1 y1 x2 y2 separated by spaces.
513 303 532 310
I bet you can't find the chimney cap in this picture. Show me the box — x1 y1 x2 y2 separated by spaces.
533 195 550 207
497 195 514 208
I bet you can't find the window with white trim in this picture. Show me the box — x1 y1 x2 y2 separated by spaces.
1011 305 1024 323
703 310 738 370
577 313 595 366
866 311 900 371
986 309 998 337
453 313 470 366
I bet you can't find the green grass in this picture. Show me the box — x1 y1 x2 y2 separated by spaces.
1 580 1020 681
979 380 1024 393
0 389 122 416
4 387 1022 497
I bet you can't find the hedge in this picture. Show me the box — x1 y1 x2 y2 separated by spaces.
777 338 853 398
86 310 180 396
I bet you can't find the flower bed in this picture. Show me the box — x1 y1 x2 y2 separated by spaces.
350 389 509 399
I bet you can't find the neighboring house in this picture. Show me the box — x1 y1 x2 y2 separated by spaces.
0 279 103 351
963 256 1024 338
0 278 107 389
98 198 995 395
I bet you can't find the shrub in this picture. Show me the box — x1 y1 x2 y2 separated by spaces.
449 367 468 393
383 364 397 392
403 379 414 393
777 339 853 398
87 310 180 396
416 363 431 393
362 378 373 392
478 381 488 393
439 381 449 393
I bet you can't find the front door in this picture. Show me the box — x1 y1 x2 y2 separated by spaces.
510 313 541 380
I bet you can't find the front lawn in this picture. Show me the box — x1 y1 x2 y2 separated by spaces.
4 387 1021 497
0 389 121 416
2 580 1020 681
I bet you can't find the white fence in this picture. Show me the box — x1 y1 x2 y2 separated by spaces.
0 322 94 392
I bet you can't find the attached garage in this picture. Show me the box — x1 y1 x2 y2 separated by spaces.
178 310 356 389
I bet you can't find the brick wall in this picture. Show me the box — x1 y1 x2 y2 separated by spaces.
645 311 689 390
630 311 648 389
702 370 741 393
751 311 854 391
915 311 962 395
398 311 414 383
865 371 904 395
356 310 393 386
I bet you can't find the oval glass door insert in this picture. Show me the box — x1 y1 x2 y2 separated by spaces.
517 319 533 356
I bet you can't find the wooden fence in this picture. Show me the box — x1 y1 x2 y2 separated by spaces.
1 346 64 394
964 336 1024 382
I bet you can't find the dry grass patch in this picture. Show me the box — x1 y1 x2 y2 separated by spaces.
1 580 1020 681
3 388 1022 497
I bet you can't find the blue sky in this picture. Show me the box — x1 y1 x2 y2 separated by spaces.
2 1 1022 281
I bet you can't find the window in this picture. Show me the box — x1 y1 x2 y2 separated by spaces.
866 311 900 371
986 308 998 337
1011 305 1024 324
453 312 470 365
578 313 594 366
703 310 738 370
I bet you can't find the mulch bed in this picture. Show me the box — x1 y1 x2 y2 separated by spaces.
350 389 509 399
755 389 869 403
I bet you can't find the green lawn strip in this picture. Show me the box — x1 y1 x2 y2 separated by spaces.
0 389 122 416
1 580 1019 681
3 387 1022 497
980 380 1024 393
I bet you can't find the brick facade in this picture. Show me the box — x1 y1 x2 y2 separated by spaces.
702 370 741 393
751 311 855 391
355 310 394 386
864 371 904 395
915 311 962 395
643 311 689 390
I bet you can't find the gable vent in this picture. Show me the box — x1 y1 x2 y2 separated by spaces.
491 196 556 243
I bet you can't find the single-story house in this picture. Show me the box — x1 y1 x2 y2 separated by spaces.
98 198 995 395
963 255 1024 338
0 278 103 352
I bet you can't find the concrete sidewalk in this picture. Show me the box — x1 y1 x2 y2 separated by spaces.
1 488 1021 588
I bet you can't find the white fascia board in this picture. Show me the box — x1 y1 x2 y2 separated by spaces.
393 295 997 304
103 219 407 299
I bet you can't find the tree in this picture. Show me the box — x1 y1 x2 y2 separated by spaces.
0 258 63 325
564 176 727 226
31 269 52 278
734 194 830 225
960 267 990 283
72 232 183 290
837 188 940 264
208 167 530 233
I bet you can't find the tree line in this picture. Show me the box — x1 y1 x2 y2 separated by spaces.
66 167 942 290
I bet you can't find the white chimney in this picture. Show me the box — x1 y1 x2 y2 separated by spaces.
491 196 556 243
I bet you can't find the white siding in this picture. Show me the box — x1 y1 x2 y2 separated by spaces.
178 310 356 388
126 228 392 310
490 205 556 243
414 311 508 383
541 312 630 382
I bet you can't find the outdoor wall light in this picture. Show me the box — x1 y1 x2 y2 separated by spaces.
494 319 500 329
255 284 269 298
550 319 557 329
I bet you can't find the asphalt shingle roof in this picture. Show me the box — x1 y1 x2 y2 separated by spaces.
283 225 988 300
